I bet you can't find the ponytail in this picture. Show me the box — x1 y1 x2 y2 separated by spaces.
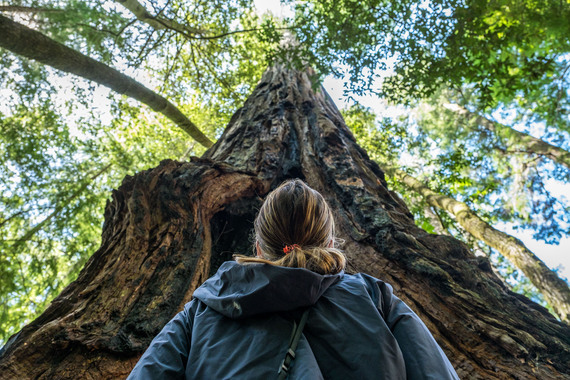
234 179 346 275
234 243 346 275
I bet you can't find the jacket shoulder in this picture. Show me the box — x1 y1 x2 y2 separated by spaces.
339 272 395 319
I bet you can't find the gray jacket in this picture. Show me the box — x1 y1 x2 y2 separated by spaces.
128 261 459 379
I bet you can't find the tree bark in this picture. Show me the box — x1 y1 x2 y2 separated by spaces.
1 66 569 379
444 103 570 170
0 14 213 148
385 166 570 322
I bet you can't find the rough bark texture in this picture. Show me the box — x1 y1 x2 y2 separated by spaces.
386 167 570 323
1 67 570 379
445 103 570 170
0 14 213 148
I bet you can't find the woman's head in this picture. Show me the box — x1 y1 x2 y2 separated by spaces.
235 179 345 275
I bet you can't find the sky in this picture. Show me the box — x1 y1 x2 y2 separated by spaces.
254 0 570 282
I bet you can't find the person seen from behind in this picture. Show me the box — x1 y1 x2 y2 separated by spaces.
128 179 460 379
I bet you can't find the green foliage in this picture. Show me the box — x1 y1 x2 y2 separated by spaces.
0 104 105 341
0 85 230 344
289 0 570 115
341 104 407 163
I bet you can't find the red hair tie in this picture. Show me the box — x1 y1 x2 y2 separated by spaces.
283 244 300 255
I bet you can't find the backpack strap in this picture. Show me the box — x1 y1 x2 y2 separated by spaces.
277 309 310 380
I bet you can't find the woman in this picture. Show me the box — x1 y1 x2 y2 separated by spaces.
128 179 459 379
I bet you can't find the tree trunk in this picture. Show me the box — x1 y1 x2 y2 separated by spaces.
1 66 569 379
444 103 570 170
0 14 213 148
385 166 570 322
423 205 451 236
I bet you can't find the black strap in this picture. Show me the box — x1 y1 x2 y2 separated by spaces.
277 309 310 380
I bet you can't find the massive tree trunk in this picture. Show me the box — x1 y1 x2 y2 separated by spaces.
0 14 213 148
1 66 569 379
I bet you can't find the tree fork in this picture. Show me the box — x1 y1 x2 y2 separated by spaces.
0 14 213 148
1 67 569 379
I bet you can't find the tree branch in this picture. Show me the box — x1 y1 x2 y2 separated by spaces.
0 6 63 13
0 14 214 147
445 103 570 170
114 0 291 41
114 0 205 36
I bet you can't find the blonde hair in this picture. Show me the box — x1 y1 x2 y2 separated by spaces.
235 179 346 275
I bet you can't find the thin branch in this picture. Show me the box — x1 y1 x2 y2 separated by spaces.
0 6 63 13
445 103 570 170
134 29 156 65
75 22 121 38
160 35 184 93
146 28 170 61
0 206 53 229
190 26 292 41
178 142 196 161
114 0 205 36
554 61 570 82
188 43 203 89
116 0 290 42
17 258 30 302
429 206 451 236
115 18 137 43
152 0 172 18
195 44 240 98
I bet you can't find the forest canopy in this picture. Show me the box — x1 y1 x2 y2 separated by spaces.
1 0 569 344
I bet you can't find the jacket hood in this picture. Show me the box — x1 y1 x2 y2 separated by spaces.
193 261 342 319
